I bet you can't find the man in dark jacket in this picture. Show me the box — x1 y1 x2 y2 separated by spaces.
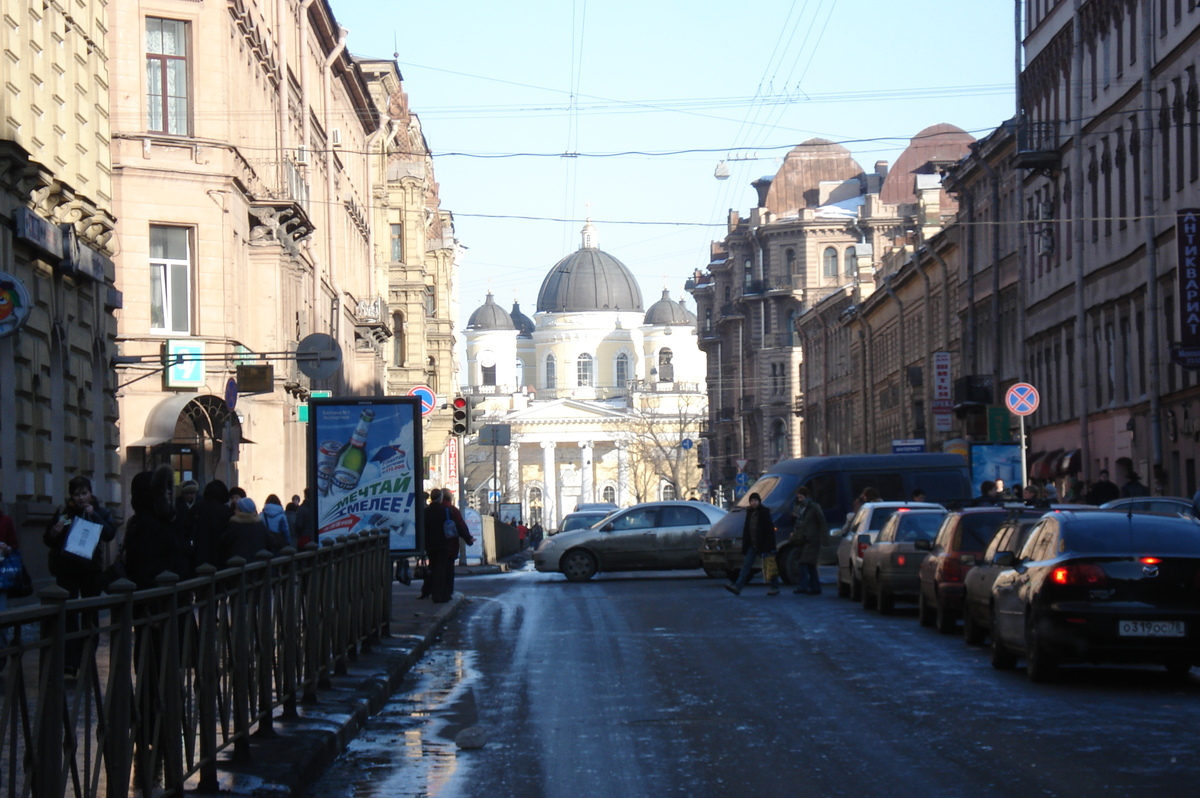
124 465 190 590
420 489 445 600
790 486 828 595
193 480 234 569
725 492 779 596
222 498 278 562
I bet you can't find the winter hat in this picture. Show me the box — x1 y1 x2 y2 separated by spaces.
236 497 258 515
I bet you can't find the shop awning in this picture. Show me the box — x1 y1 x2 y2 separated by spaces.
1056 449 1081 477
126 393 199 448
126 393 254 447
1030 449 1063 481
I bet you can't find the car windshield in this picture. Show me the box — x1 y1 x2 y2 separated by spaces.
1062 518 1200 554
737 476 782 508
895 513 946 541
960 511 1042 550
868 507 898 531
562 514 607 532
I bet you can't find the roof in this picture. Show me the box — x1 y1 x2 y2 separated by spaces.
763 138 864 215
878 123 975 206
644 289 697 326
466 292 516 331
536 247 644 313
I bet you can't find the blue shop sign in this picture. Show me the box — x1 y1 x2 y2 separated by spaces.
14 207 64 262
59 225 112 283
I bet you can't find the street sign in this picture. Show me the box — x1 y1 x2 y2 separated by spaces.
735 472 750 486
224 377 238 411
407 384 437 417
735 458 749 471
165 339 205 388
488 490 501 503
681 438 693 450
1005 383 1039 416
891 438 926 454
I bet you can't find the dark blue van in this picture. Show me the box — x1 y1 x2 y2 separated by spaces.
699 453 972 584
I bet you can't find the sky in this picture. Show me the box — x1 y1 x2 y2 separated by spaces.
332 0 1019 318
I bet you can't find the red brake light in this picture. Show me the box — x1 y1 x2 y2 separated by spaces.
856 540 869 559
897 555 907 566
1051 564 1107 586
939 557 964 583
1140 557 1161 565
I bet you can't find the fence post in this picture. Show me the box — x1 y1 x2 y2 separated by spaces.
157 571 185 794
228 556 252 764
254 551 277 739
280 548 299 719
104 579 136 798
333 536 349 675
193 564 220 792
34 585 69 798
319 538 337 686
302 543 323 701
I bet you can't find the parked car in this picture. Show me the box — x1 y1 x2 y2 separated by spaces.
700 454 972 584
860 508 948 614
574 502 620 514
534 501 727 582
553 510 614 536
1099 497 1195 516
836 501 947 600
989 510 1200 682
916 506 1046 634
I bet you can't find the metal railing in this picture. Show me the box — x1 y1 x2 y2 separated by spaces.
0 532 391 798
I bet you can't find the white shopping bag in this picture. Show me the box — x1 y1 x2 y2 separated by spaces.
63 516 104 561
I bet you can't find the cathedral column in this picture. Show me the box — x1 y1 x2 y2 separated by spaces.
541 441 557 529
617 444 629 507
579 440 594 505
507 439 521 506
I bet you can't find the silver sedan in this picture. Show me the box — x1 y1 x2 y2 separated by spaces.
534 501 728 582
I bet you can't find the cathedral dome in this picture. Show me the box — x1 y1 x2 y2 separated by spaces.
510 301 535 338
536 221 644 313
644 289 696 326
466 292 516 331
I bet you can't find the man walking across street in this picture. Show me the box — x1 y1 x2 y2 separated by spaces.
725 492 779 596
790 486 827 595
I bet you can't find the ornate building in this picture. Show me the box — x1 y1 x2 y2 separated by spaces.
460 223 706 528
1 0 120 562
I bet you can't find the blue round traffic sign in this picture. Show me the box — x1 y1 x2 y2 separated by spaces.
1005 383 1040 416
681 438 693 450
407 384 437 417
735 472 750 486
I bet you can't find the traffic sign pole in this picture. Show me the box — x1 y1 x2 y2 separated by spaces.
1005 383 1040 487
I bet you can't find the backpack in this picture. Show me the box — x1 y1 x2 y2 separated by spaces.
443 507 459 540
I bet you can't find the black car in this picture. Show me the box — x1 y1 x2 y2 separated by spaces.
989 510 1200 682
961 513 1046 645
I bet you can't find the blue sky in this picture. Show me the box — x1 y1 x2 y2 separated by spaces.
334 0 1018 316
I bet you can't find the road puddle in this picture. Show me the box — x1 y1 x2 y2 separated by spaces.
303 649 478 798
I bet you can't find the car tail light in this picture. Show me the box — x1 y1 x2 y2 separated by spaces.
939 557 964 583
1051 563 1107 586
1140 557 1161 565
857 539 870 559
897 554 907 566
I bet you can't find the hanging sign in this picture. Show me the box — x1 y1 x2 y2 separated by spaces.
0 272 33 339
1173 208 1200 369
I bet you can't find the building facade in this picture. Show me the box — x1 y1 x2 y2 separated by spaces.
1 0 121 561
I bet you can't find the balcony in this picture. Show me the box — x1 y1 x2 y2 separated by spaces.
1013 119 1061 170
353 295 392 347
719 302 744 320
763 332 795 349
740 394 756 412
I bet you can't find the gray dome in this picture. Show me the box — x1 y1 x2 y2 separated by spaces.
510 301 535 338
467 292 516 331
644 289 696 326
536 248 643 313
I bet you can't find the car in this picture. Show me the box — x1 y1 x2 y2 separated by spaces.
916 506 1047 634
859 508 948 614
553 510 614 536
533 501 727 582
835 501 947 600
699 453 972 583
989 510 1200 682
961 513 1047 646
573 502 620 514
1099 496 1195 516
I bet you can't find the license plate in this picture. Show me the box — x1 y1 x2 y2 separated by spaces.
1118 620 1186 637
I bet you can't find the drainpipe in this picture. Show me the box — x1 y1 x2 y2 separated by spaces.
299 0 319 332
913 249 936 444
324 26 349 342
851 308 876 452
926 244 953 350
979 153 1004 398
1015 1 1027 383
883 274 909 438
959 181 979 379
277 0 289 191
1141 0 1163 488
1072 0 1090 480
814 310 830 454
737 319 745 462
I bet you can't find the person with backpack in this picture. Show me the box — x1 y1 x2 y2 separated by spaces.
261 494 292 549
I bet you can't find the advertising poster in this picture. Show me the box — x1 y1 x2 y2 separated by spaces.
970 443 1023 493
498 502 522 526
309 396 422 554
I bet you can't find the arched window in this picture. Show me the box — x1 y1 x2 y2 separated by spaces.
545 354 556 390
515 357 524 388
482 364 496 386
528 487 543 526
845 246 858 276
391 311 404 367
771 418 788 461
657 348 674 382
743 258 753 289
602 485 616 504
661 482 677 501
823 247 838 278
615 352 629 387
577 353 593 387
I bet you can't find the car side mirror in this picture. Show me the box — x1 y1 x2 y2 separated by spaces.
913 539 932 551
602 522 615 532
960 554 977 566
994 551 1016 567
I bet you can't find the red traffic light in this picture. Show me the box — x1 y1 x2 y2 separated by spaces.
453 396 467 410
452 395 468 435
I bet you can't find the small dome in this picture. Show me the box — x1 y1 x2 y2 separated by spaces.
536 221 644 313
644 289 695 326
466 292 516 331
510 301 535 338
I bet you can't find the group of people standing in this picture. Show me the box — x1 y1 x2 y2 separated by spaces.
725 487 827 597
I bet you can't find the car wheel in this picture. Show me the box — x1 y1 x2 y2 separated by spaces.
877 579 895 615
990 607 1018 670
561 550 598 582
935 596 957 635
850 570 862 602
860 575 876 610
963 606 986 646
837 571 851 599
917 590 936 627
1025 616 1058 683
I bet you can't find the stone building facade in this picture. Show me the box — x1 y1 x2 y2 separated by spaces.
1 0 121 562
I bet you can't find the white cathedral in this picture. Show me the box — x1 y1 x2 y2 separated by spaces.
461 222 708 529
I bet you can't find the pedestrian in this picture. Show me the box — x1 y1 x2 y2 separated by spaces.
975 480 1000 506
294 488 316 548
43 475 118 677
420 489 445 600
193 480 234 570
1023 485 1041 505
173 480 201 568
1085 469 1120 505
517 521 528 550
437 491 474 602
789 486 828 595
124 465 190 589
0 497 21 650
1120 472 1150 498
530 521 544 548
284 499 299 538
261 494 292 548
911 488 926 502
222 497 278 562
853 486 880 514
228 486 247 508
995 478 1011 500
724 492 779 596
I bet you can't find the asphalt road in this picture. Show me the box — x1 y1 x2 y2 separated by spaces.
307 566 1200 798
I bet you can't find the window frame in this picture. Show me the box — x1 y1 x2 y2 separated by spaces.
145 17 191 136
148 224 193 334
576 353 594 387
823 247 839 278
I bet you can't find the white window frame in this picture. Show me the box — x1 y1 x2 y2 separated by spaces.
149 225 192 334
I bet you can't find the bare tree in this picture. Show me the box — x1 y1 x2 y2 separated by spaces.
623 390 707 502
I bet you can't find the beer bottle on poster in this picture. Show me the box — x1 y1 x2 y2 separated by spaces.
331 409 375 492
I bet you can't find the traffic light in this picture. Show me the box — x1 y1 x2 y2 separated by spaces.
452 396 468 436
467 395 486 436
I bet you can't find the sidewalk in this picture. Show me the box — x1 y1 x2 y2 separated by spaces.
189 558 517 796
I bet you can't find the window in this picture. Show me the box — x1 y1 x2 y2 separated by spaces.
660 482 677 501
391 311 404 367
425 287 436 317
149 225 191 333
390 224 403 262
515 357 524 388
615 352 629 387
146 18 189 135
844 246 857 276
786 248 797 277
823 247 838 278
576 353 593 387
602 485 616 504
657 348 674 382
770 418 787 461
482 365 496 386
743 258 753 289
545 354 556 390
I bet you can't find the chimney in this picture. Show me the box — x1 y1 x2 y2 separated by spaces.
751 176 773 208
874 160 889 178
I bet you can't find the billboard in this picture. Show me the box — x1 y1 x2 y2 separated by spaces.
309 396 423 554
969 443 1023 492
